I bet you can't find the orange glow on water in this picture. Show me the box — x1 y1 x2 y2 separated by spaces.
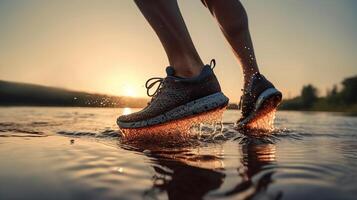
122 107 133 116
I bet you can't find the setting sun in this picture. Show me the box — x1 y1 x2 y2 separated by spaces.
122 85 138 97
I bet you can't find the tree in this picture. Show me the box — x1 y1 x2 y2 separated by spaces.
301 84 318 108
326 84 340 104
328 85 338 97
340 75 357 104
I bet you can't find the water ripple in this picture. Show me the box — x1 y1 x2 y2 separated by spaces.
1 108 357 200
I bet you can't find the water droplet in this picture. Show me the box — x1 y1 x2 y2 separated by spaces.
113 167 124 173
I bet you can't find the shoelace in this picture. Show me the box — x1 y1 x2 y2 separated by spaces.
145 59 216 102
145 77 164 99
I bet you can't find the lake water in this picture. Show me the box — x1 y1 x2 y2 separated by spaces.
0 107 356 200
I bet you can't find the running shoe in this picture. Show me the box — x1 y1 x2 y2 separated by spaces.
117 60 229 129
237 73 282 128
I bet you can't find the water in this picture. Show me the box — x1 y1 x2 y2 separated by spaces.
0 107 357 200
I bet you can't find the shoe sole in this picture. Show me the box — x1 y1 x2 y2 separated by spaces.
117 92 229 129
120 106 227 142
237 88 282 128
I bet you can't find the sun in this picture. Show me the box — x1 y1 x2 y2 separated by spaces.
123 85 137 97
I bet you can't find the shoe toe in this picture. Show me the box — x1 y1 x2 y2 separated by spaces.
117 111 144 123
117 114 132 122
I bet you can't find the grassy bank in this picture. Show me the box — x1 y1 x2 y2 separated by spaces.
280 98 357 116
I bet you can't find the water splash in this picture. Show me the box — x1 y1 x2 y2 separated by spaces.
120 107 226 147
246 108 277 132
240 92 282 135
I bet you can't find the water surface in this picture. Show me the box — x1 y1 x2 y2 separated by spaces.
0 107 356 200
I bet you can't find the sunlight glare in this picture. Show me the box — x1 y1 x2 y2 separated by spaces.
123 85 137 97
122 107 133 115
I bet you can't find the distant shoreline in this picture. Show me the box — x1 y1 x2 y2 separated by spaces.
0 80 148 108
2 79 356 115
0 80 243 110
279 105 357 116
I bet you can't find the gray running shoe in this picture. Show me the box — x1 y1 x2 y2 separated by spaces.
237 73 282 128
117 60 229 129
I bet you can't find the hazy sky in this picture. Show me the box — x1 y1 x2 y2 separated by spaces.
0 0 356 102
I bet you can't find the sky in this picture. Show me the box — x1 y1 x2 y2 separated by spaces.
0 0 356 102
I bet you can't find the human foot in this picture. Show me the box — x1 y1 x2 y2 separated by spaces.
237 73 282 128
117 60 229 129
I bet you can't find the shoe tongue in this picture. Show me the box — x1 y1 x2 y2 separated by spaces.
165 66 175 76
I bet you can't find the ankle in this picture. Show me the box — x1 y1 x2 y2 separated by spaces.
171 59 204 78
174 67 202 78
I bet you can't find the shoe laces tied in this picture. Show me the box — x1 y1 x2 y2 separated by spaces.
145 77 165 102
145 59 215 103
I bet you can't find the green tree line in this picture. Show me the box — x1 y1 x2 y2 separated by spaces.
280 75 357 115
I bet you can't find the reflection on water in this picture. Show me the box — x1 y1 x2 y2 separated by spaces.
0 107 357 200
122 107 132 116
124 142 278 200
143 149 225 200
231 144 278 199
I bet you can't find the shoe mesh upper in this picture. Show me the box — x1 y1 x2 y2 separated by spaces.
118 67 221 123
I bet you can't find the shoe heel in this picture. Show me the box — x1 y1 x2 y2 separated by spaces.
237 88 282 131
255 88 282 110
245 92 282 131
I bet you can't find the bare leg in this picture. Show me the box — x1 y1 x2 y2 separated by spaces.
202 0 260 88
135 0 204 78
